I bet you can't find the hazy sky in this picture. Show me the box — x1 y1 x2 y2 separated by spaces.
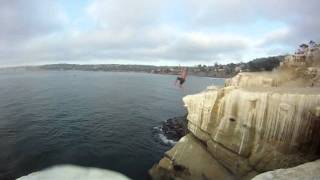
0 0 319 67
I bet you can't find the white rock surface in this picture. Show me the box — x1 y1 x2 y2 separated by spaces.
17 165 131 180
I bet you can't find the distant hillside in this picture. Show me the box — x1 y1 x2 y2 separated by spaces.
2 55 285 78
246 56 286 72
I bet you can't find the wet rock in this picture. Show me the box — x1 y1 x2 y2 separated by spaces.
161 115 188 141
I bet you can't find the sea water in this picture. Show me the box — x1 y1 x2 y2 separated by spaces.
0 70 224 180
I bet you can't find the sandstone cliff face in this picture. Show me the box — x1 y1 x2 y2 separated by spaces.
150 48 320 180
183 86 320 177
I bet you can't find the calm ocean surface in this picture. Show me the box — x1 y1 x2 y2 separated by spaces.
0 70 224 180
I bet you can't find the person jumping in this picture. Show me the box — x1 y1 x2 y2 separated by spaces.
175 67 188 88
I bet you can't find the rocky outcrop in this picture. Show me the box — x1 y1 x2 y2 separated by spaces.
17 165 131 180
150 48 320 180
252 159 320 180
161 115 188 141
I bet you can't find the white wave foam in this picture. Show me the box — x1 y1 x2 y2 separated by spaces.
158 133 177 146
153 126 162 131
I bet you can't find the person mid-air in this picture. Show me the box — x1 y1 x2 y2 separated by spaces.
175 67 188 88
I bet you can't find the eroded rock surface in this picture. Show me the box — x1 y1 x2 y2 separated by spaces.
183 86 320 177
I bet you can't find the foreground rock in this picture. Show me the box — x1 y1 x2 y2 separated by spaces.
17 165 130 180
252 159 320 180
149 134 234 180
150 47 320 179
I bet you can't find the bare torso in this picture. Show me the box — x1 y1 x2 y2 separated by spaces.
181 68 188 79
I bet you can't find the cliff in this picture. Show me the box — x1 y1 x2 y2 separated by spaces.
150 47 320 180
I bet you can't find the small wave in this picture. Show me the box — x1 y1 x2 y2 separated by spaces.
153 126 177 146
153 126 162 131
158 133 177 146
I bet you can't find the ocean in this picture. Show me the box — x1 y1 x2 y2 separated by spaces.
0 70 224 180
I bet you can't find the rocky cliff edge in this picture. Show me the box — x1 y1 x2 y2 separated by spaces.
150 48 320 180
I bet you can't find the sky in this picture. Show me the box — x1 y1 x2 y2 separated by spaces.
0 0 319 67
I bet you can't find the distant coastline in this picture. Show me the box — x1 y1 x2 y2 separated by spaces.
1 55 284 78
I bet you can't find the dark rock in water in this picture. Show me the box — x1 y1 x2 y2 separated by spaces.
161 114 188 141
